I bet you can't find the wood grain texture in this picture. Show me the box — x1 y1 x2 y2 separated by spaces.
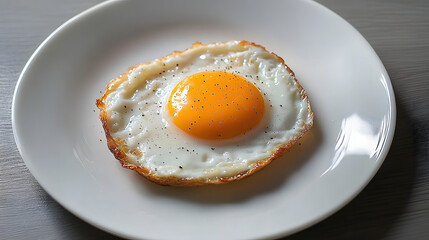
1 0 428 239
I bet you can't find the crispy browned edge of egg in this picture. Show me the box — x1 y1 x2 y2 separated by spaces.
96 40 314 187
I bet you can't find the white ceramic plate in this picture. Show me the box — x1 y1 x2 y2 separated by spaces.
12 0 395 239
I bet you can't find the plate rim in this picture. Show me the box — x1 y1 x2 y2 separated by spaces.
11 0 397 239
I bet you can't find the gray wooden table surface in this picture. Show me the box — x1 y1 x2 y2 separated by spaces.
1 0 428 239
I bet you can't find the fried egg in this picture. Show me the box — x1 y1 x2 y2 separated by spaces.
96 41 313 186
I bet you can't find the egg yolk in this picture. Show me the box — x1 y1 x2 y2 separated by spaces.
167 71 265 140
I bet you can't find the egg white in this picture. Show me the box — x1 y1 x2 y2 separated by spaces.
103 41 312 179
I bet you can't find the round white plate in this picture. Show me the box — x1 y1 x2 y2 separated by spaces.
12 0 395 239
